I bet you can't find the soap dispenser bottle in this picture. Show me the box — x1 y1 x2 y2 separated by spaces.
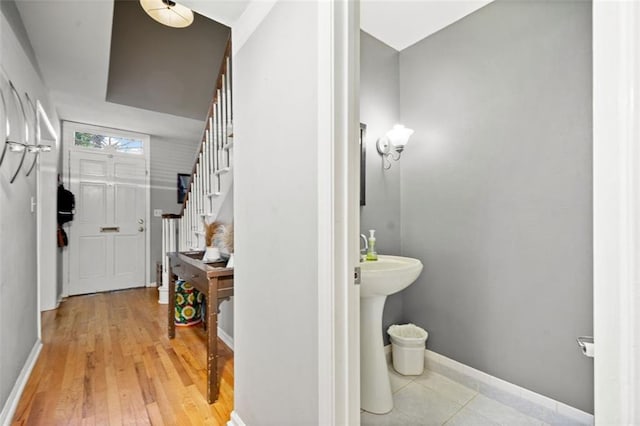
366 229 378 261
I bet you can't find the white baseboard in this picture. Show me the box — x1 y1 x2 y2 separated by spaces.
227 410 246 426
146 281 157 288
157 285 168 305
40 294 62 312
424 349 594 425
0 340 42 426
218 326 234 351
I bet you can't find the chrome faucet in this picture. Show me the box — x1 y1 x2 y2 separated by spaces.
360 234 368 262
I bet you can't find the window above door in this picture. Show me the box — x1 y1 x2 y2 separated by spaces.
74 131 144 155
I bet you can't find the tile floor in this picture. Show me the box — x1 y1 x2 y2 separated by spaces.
361 366 550 426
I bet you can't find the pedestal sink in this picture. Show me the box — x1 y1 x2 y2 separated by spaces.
360 255 423 414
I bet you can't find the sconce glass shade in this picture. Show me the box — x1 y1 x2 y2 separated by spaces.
386 124 414 149
140 0 194 28
377 124 415 170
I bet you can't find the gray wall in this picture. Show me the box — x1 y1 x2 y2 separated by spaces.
360 31 403 345
149 135 199 279
0 2 60 418
149 136 234 340
398 0 593 412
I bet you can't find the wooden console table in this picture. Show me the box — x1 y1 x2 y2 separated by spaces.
167 251 234 403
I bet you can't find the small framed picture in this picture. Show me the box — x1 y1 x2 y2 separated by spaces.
360 123 367 206
177 173 190 204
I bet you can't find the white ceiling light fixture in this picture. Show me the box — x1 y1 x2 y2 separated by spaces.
140 0 194 28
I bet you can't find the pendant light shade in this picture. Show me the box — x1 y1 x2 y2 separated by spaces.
140 0 194 28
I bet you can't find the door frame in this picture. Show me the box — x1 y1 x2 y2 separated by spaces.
61 121 151 297
316 1 361 424
593 1 640 423
35 100 59 331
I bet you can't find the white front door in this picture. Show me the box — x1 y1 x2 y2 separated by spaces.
68 150 147 295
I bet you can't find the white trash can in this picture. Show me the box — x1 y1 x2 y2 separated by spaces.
387 323 428 375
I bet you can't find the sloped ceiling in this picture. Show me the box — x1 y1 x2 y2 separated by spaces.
361 0 493 51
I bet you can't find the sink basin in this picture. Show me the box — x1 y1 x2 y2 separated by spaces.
360 255 423 414
360 255 423 298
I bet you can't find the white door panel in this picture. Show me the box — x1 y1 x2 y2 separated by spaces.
69 150 146 295
79 159 107 178
114 235 140 273
78 183 107 223
114 161 145 182
78 237 107 278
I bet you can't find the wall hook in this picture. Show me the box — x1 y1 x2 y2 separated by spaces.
8 80 27 183
0 86 9 168
24 93 38 177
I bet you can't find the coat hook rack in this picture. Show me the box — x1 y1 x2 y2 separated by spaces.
0 68 53 184
0 85 9 168
7 80 27 183
24 93 38 177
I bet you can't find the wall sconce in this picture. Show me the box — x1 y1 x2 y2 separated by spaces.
376 124 414 170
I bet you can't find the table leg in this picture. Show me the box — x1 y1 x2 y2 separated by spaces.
168 268 176 339
207 277 219 404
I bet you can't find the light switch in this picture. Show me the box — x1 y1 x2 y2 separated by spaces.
154 209 163 217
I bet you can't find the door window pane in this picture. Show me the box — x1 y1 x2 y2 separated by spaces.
74 132 144 154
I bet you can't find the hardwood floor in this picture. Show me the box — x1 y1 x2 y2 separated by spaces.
12 288 234 425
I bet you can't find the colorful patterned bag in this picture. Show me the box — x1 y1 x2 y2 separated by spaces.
174 279 204 326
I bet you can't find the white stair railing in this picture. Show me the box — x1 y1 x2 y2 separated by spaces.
158 40 233 304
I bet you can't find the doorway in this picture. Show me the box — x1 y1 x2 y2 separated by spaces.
62 122 151 296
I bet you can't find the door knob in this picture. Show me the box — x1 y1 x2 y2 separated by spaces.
138 219 144 224
138 226 144 232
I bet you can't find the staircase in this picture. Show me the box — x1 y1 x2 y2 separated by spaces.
159 40 233 304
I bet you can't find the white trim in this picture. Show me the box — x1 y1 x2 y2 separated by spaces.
346 3 361 424
158 285 168 305
317 1 360 425
316 0 336 423
226 411 246 426
36 155 43 340
231 0 277 56
424 350 594 425
146 281 157 288
35 100 59 325
0 340 42 426
593 1 640 424
40 295 62 312
217 326 234 351
145 144 151 296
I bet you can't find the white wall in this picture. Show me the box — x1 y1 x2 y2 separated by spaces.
233 1 321 423
0 1 60 417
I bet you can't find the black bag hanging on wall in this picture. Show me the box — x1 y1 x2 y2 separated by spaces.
57 184 75 225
